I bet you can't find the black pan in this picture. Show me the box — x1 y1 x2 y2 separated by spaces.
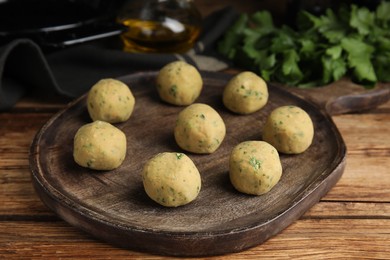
0 0 126 50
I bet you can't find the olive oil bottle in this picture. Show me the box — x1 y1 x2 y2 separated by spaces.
117 0 202 53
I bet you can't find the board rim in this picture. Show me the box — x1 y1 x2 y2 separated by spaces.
29 70 347 256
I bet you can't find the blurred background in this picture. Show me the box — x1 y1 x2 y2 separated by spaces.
0 0 383 52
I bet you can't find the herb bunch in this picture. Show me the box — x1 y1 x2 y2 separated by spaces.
217 1 390 88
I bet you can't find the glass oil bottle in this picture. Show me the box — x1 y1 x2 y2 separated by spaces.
116 0 202 53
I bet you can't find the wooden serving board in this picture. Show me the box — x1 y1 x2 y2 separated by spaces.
29 71 346 256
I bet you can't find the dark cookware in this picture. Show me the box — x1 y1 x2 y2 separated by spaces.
0 0 126 50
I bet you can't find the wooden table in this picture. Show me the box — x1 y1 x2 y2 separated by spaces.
1 90 389 259
1 1 390 259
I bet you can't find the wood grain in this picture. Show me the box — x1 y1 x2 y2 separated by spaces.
286 79 390 115
1 81 389 259
1 97 389 259
1 219 390 259
1 0 390 254
29 71 346 256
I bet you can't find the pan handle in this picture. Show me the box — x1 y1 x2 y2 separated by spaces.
38 23 126 50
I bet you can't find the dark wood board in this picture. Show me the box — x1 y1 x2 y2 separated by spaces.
29 71 346 256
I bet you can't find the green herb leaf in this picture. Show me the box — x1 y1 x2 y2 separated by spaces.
341 37 377 83
217 3 389 88
373 53 390 82
350 5 375 35
376 1 390 28
249 157 262 171
217 14 248 59
279 49 304 85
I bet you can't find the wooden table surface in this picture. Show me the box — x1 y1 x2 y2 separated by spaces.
2 95 390 259
1 1 390 259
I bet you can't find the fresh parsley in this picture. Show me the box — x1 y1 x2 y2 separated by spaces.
218 2 390 88
249 157 262 171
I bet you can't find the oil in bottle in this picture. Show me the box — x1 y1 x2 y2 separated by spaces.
117 0 202 53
